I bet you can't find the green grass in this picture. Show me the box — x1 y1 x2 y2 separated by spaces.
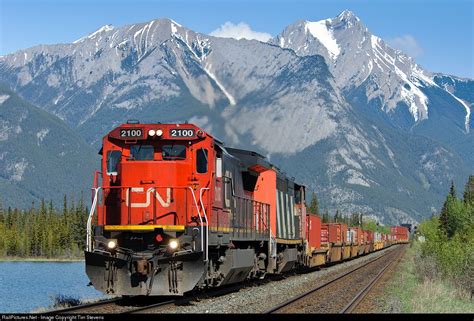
384 242 473 313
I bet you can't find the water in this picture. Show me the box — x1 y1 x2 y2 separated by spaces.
0 261 107 313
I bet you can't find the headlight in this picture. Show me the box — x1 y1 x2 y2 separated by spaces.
156 129 163 137
107 240 117 249
148 129 156 136
169 239 179 250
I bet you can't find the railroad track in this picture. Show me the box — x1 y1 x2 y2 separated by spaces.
340 247 405 313
46 277 253 314
121 299 176 314
45 245 404 314
121 281 269 314
264 245 406 314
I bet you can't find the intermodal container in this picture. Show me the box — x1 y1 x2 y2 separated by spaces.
307 214 322 248
391 226 409 242
360 229 366 245
349 227 363 245
374 232 382 242
328 224 341 244
347 229 356 244
321 224 329 244
341 223 348 244
364 230 374 243
324 223 348 244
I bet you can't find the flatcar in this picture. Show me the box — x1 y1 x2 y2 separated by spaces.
85 121 408 296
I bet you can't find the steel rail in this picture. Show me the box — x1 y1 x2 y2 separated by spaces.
264 245 404 314
120 299 177 314
340 246 405 314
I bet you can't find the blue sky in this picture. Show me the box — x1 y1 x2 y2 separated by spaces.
1 0 473 78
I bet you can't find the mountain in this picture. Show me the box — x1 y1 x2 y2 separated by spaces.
268 10 473 222
0 12 472 224
270 10 473 160
0 84 98 208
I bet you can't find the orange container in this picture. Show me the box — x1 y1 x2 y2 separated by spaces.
350 227 363 245
323 223 348 244
364 230 374 243
360 229 366 245
391 226 409 242
321 224 329 244
307 214 321 248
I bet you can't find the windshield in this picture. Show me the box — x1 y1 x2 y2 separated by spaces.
162 144 186 160
130 145 154 160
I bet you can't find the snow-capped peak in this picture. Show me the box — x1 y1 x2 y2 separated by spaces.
73 24 114 44
169 19 182 28
271 11 444 123
305 19 341 60
336 10 360 23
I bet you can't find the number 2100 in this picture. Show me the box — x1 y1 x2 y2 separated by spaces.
120 129 142 137
170 129 195 137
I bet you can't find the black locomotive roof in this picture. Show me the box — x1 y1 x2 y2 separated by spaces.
225 147 303 187
225 147 272 171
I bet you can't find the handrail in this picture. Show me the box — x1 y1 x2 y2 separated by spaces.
87 187 101 252
187 187 205 258
199 187 210 262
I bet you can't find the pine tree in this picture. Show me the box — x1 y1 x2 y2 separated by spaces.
350 213 358 226
322 209 329 223
39 199 48 256
308 192 319 215
449 180 456 198
0 199 4 224
334 210 340 223
60 195 71 252
439 181 461 238
463 175 474 204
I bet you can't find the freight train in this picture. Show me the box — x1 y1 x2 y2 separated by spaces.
85 122 409 296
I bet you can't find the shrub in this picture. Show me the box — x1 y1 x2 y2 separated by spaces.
416 176 474 295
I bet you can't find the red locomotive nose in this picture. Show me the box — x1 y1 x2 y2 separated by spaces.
155 234 163 242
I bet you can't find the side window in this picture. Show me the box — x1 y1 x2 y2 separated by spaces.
162 145 186 160
295 188 302 205
224 170 232 208
130 145 154 160
216 157 222 178
107 151 121 175
196 148 208 173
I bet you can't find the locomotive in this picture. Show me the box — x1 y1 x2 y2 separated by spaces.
85 121 408 296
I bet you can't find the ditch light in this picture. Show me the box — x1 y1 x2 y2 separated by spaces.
107 239 118 250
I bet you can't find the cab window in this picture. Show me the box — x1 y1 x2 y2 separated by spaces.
162 144 186 160
107 150 121 174
196 148 208 173
130 145 154 160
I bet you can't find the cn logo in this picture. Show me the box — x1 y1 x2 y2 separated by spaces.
125 187 171 208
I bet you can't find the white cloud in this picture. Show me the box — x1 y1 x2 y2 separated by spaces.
387 34 423 58
210 22 272 42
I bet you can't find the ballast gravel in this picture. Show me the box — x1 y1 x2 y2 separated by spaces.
145 246 397 314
